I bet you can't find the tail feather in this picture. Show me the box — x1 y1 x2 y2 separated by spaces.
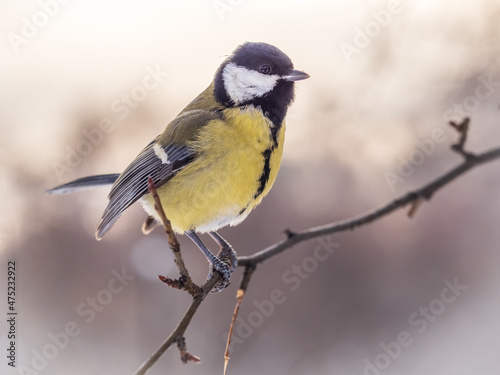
46 174 120 195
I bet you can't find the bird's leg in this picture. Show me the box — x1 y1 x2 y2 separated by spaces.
207 231 238 292
185 231 233 292
209 231 237 271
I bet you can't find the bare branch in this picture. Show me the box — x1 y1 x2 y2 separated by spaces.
134 273 221 375
132 178 219 375
176 335 201 364
238 143 500 267
135 121 500 374
224 265 256 374
147 178 201 297
449 117 475 160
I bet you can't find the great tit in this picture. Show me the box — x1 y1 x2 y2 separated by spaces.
47 42 309 291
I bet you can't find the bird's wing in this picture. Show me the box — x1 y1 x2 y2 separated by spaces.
96 109 223 239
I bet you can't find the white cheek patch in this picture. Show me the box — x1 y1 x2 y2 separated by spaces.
222 62 279 105
153 144 170 164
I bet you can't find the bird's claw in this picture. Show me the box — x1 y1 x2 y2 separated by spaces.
208 250 237 293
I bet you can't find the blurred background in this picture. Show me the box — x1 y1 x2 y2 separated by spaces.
1 0 500 374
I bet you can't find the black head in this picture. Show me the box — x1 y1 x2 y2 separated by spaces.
214 42 309 128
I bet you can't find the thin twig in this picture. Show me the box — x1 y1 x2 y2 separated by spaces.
147 178 201 297
449 117 476 160
134 273 221 375
224 265 256 375
176 335 201 364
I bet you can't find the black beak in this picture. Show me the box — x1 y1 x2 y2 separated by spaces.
283 69 310 82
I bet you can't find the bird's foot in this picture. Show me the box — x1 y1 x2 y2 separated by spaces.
208 245 237 293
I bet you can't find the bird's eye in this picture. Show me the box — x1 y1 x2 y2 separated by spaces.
259 64 272 75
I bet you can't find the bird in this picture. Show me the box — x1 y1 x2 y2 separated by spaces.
47 42 309 291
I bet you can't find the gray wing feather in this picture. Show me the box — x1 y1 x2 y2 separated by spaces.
95 141 194 239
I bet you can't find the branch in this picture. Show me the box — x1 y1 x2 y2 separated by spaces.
223 264 256 374
134 273 221 375
147 178 201 297
134 119 500 374
238 120 500 267
449 118 476 160
133 178 219 375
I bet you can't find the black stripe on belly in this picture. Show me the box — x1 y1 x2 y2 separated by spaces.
253 148 273 199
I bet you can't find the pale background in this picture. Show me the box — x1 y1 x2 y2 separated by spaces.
1 0 500 374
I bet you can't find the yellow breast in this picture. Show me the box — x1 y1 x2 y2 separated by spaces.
141 106 285 233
